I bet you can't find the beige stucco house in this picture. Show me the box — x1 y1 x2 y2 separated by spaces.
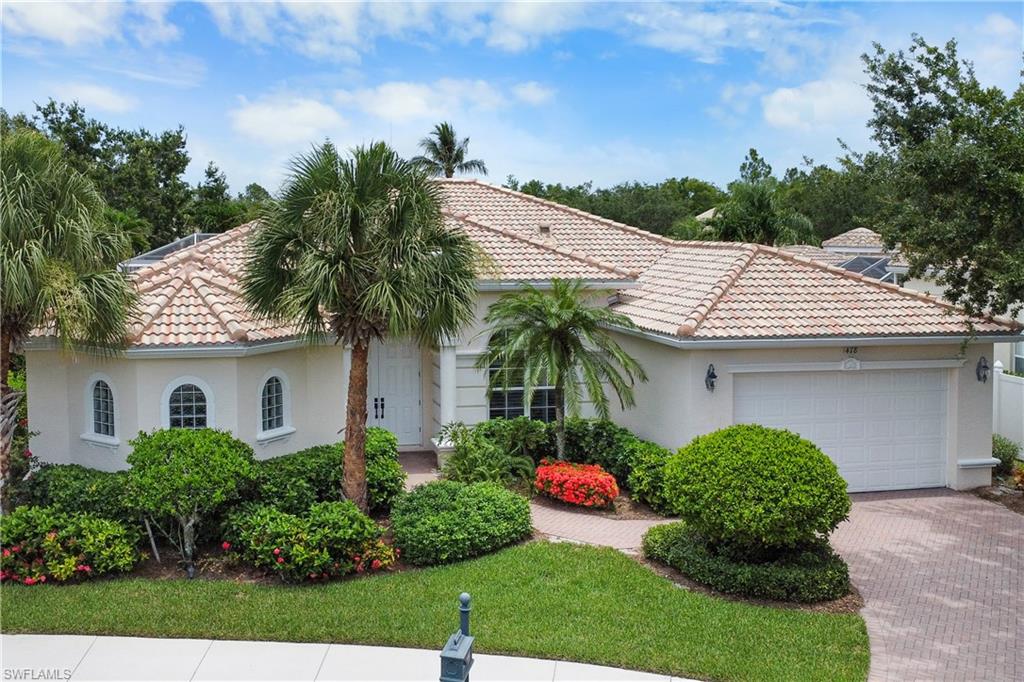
25 180 1023 492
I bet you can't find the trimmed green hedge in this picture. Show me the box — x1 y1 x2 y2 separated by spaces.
252 428 406 513
643 522 850 603
993 434 1020 476
19 464 136 528
391 480 532 566
625 439 673 513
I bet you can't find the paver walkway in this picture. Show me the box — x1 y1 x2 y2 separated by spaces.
831 489 1023 682
400 452 669 550
1 634 695 681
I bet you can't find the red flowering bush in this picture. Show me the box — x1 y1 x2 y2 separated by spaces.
535 459 619 508
0 506 140 585
225 501 393 582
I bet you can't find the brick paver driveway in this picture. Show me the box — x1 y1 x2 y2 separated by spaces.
831 489 1023 682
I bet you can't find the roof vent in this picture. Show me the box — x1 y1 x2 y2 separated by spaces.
537 223 552 238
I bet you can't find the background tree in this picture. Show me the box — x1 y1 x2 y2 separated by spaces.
476 279 647 459
504 175 725 236
188 162 253 233
861 35 1024 317
0 130 136 476
708 181 816 246
32 100 192 248
779 155 886 241
412 122 488 178
242 142 478 511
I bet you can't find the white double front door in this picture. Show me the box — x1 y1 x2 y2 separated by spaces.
365 338 422 447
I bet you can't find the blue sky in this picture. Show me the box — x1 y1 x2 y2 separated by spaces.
3 2 1021 193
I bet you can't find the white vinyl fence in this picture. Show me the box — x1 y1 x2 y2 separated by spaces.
993 362 1024 446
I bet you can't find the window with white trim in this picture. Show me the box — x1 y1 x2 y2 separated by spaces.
91 380 115 437
261 376 285 432
168 383 208 429
488 363 557 423
1014 341 1024 374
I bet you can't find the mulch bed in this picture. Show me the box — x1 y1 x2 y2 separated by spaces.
531 491 666 520
973 481 1024 515
637 556 864 615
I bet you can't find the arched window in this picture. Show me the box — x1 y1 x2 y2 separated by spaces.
92 380 115 437
261 376 285 432
168 383 208 429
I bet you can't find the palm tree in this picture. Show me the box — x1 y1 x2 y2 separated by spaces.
476 280 647 460
412 122 488 178
241 141 478 511
708 181 815 246
0 130 136 476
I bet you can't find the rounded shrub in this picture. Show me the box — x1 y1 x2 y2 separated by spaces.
226 501 392 582
535 459 619 508
1 506 140 585
391 480 532 566
625 440 673 514
663 425 850 551
642 522 849 603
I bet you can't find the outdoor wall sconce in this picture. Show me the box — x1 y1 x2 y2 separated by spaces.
976 356 989 383
705 364 718 391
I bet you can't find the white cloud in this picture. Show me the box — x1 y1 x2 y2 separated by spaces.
335 79 507 123
3 1 124 46
964 13 1023 93
761 78 870 132
512 81 556 105
2 1 179 47
229 96 346 146
56 83 139 113
706 81 764 123
484 2 589 52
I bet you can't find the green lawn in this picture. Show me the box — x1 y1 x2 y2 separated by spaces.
1 542 868 682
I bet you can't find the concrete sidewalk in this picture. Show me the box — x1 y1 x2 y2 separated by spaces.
1 634 697 681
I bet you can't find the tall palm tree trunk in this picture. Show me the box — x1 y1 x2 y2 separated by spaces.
554 384 566 460
344 339 370 511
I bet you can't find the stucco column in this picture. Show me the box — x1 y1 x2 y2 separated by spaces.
438 342 457 428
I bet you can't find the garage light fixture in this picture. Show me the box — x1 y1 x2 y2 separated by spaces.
705 364 717 391
976 356 989 383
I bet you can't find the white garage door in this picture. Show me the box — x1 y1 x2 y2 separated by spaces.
734 369 948 492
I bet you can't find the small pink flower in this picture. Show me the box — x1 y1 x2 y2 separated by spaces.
2 549 9 558
221 541 231 551
276 556 284 564
39 575 46 583
273 548 281 556
23 577 36 586
371 559 382 570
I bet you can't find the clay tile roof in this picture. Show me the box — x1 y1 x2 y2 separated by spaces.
125 222 300 347
613 242 1019 340
447 213 635 282
435 179 672 274
31 181 1020 349
779 244 849 266
822 227 884 249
